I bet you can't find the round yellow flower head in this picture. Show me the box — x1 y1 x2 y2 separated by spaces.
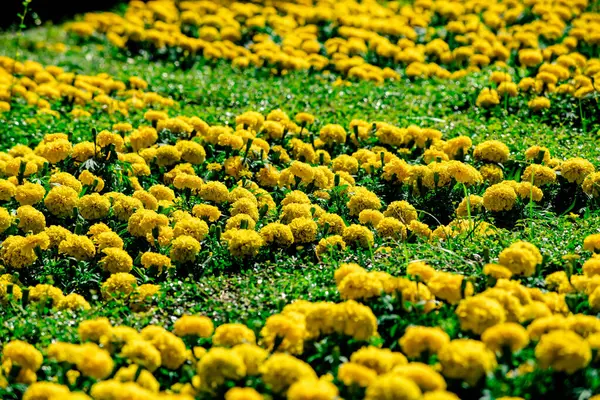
438 339 497 386
535 330 591 374
498 241 543 277
365 374 422 400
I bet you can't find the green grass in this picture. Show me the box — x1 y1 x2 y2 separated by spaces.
1 22 599 319
1 16 600 400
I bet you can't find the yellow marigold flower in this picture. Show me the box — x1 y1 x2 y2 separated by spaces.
2 340 43 371
120 340 162 372
78 170 104 192
289 161 314 183
566 314 600 338
221 229 264 257
343 224 374 248
333 263 365 285
483 263 513 280
384 200 417 224
77 193 111 220
337 362 377 387
99 247 133 274
132 190 158 211
332 155 359 175
225 387 263 400
288 378 339 400
583 256 600 277
427 272 469 305
522 164 556 186
15 182 46 206
47 342 81 364
475 88 500 108
338 271 383 301
480 164 504 184
281 190 311 206
236 111 265 131
213 323 257 347
350 346 407 374
71 142 95 162
260 223 294 247
376 217 407 240
280 203 312 224
365 374 422 400
535 330 591 374
76 342 114 380
37 139 72 164
455 195 484 217
225 214 256 231
481 322 529 353
443 136 472 160
170 235 201 263
438 339 497 386
288 217 318 244
231 198 259 221
320 124 347 145
358 209 385 227
22 382 69 400
561 157 595 184
482 182 517 212
497 81 518 97
16 205 45 233
232 343 268 376
583 172 600 197
528 96 551 111
524 146 551 163
96 130 124 151
57 293 91 311
259 353 317 393
0 206 13 233
140 252 172 274
141 328 186 370
28 283 63 306
405 220 430 239
295 112 315 125
44 185 78 218
173 217 209 242
102 273 137 298
399 326 450 359
515 182 543 202
526 315 567 341
59 234 96 260
0 179 16 201
173 315 214 338
78 317 112 343
49 172 82 193
113 364 159 392
315 235 346 259
149 184 175 202
199 181 229 203
93 231 123 251
317 213 346 235
473 140 509 164
518 49 543 67
192 204 221 222
404 262 434 283
175 140 206 165
392 362 447 392
259 313 306 355
498 241 542 277
456 295 506 334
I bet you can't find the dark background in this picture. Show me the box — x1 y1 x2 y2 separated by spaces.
1 0 122 30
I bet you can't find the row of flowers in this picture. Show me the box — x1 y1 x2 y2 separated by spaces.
3 237 600 399
55 0 600 119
